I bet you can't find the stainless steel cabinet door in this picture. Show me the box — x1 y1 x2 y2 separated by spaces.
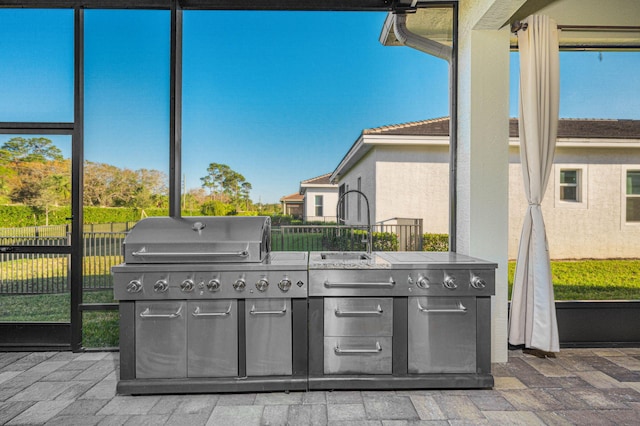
245 299 292 376
135 301 187 379
187 300 238 378
408 297 477 374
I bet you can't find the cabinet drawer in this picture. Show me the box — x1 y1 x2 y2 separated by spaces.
324 298 393 337
324 336 392 374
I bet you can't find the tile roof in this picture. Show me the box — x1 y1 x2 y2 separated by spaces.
364 117 640 139
280 193 303 202
300 172 333 185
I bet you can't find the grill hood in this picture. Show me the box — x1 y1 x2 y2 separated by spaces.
122 216 271 264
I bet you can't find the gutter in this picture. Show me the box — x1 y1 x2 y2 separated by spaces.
386 4 458 252
392 13 452 62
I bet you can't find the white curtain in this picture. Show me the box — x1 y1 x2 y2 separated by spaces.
508 15 560 353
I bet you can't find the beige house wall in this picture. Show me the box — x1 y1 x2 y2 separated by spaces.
374 145 449 233
508 146 640 259
303 187 339 222
337 150 376 225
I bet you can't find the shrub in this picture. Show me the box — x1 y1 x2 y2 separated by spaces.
423 233 449 251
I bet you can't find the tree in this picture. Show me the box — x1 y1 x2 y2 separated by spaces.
1 137 70 224
200 163 252 206
83 161 168 208
1 137 63 163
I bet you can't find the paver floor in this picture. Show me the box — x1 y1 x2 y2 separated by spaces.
1 348 639 425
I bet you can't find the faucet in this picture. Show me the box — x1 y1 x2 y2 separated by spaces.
336 189 372 255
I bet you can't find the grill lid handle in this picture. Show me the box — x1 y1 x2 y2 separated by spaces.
131 248 250 258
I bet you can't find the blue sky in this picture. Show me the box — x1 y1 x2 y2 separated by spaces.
1 9 639 203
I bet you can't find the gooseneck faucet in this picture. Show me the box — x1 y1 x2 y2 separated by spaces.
336 189 372 255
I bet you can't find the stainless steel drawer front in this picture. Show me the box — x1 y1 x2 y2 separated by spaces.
324 298 393 337
407 297 477 374
324 336 392 374
246 299 292 376
135 301 187 379
187 300 238 378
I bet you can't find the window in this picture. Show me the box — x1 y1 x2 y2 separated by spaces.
559 169 580 202
627 170 640 223
315 195 323 217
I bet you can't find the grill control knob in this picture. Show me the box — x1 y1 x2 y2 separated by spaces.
255 278 269 292
233 278 246 291
471 275 487 289
153 279 169 293
443 275 458 290
126 279 142 293
180 279 195 292
278 278 292 292
416 275 430 289
207 279 221 292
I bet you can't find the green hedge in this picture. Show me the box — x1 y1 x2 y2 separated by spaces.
0 205 207 227
423 233 449 252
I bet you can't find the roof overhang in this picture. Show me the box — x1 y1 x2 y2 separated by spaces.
380 0 640 51
331 133 449 183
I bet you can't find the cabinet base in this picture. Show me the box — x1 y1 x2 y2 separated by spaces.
308 374 494 390
116 376 308 395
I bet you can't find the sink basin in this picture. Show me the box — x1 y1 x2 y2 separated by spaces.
320 252 371 261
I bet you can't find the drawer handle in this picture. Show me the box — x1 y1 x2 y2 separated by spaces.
192 304 232 317
324 278 395 288
249 303 287 316
139 306 183 319
335 304 383 317
417 300 467 313
334 341 382 355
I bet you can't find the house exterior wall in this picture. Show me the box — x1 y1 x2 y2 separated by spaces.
508 146 640 259
303 187 339 222
337 150 376 226
374 145 449 233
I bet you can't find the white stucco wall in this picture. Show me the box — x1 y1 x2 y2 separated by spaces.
375 145 449 233
508 146 640 259
337 151 377 226
303 187 339 222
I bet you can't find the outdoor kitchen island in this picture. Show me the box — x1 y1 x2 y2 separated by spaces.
308 251 497 390
112 217 496 394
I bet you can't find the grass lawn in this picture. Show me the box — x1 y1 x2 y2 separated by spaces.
508 259 640 300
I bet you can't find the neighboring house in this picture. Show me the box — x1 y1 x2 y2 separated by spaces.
299 173 339 223
279 193 303 219
331 117 640 259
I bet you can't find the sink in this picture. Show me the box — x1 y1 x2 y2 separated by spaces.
320 252 371 261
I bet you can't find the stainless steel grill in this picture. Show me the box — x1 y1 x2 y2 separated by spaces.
112 216 308 395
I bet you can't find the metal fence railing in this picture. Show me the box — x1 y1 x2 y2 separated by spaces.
272 221 423 252
1 220 424 295
0 225 129 295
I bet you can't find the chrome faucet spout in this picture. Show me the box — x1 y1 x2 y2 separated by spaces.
336 189 372 255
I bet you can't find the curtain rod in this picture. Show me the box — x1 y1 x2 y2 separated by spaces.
512 21 639 34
